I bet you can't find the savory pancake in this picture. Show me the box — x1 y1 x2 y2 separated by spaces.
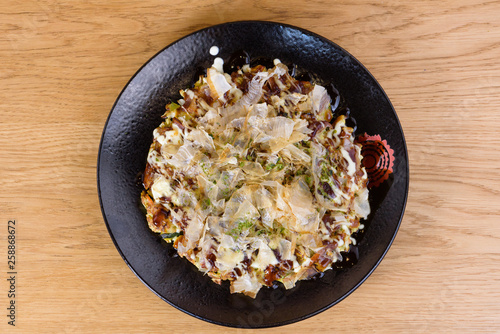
141 62 370 298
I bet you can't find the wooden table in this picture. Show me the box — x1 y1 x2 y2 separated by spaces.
1 0 499 332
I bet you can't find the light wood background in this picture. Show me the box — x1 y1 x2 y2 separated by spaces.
1 0 499 333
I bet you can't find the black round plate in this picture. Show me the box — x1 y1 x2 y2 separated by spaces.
97 21 408 328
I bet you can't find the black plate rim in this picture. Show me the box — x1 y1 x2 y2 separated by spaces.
97 20 409 328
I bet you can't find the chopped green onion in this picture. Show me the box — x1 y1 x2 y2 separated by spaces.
161 231 183 239
167 102 180 110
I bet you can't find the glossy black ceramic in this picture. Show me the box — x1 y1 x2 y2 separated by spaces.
97 21 408 328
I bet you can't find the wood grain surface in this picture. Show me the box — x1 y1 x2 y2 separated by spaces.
1 0 500 333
